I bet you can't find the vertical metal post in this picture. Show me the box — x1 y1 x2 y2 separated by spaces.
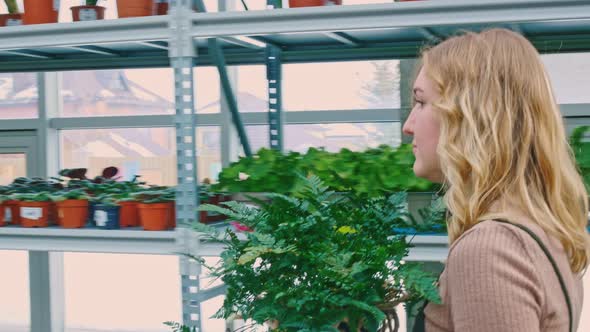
266 46 284 151
169 0 202 330
400 59 416 144
266 0 284 151
31 72 64 332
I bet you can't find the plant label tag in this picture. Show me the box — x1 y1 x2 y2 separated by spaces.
53 0 60 11
79 9 98 21
21 207 42 220
95 210 108 227
5 207 11 223
6 19 22 26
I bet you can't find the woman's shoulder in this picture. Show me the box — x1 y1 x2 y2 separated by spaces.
447 219 544 265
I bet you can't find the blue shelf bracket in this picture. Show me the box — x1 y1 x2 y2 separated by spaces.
266 44 284 151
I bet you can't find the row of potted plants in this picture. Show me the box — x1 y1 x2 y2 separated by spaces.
0 0 169 26
0 167 231 231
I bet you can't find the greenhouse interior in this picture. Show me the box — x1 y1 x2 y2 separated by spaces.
0 0 589 331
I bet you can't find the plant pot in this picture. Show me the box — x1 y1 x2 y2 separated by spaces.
168 202 176 229
117 0 153 18
87 201 97 225
71 6 106 22
138 202 171 231
4 200 20 225
119 201 139 227
0 203 5 227
23 0 59 25
48 201 58 225
288 0 341 7
0 13 23 27
19 201 50 228
93 205 120 230
154 0 168 15
57 199 89 229
200 194 230 224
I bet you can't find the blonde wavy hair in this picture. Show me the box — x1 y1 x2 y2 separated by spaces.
420 28 590 273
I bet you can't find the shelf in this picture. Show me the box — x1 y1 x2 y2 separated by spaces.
1 0 589 72
0 225 448 261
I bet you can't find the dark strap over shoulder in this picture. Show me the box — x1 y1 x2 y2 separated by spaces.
412 219 573 332
494 219 573 332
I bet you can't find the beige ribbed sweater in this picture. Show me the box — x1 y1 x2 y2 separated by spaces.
424 212 585 331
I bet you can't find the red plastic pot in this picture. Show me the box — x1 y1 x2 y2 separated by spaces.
23 0 58 25
117 0 153 18
57 199 89 228
19 201 50 228
289 0 341 7
119 201 139 227
0 13 23 27
138 202 172 231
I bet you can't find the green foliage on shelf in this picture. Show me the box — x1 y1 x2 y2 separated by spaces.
194 175 441 331
11 192 53 202
50 189 90 202
570 125 590 191
213 144 437 197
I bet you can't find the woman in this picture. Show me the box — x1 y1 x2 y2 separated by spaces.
403 28 590 331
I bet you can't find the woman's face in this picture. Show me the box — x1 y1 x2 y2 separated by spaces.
402 67 444 183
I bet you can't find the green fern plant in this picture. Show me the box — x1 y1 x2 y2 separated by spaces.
189 175 441 331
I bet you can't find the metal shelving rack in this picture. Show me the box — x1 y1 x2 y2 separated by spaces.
0 0 589 330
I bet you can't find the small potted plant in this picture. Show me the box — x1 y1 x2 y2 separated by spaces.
92 194 121 229
52 189 90 228
71 0 106 22
12 192 54 228
186 175 441 331
132 186 175 231
0 0 22 26
23 0 59 25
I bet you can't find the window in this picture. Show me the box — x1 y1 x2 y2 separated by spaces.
0 251 30 332
64 253 181 332
60 127 220 185
0 73 38 119
284 61 400 111
543 53 590 104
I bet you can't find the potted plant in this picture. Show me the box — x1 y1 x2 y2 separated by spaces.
52 189 90 228
0 0 22 26
187 175 441 331
71 0 106 22
117 0 153 18
132 186 175 231
12 192 54 228
92 194 121 229
23 0 58 25
154 0 168 15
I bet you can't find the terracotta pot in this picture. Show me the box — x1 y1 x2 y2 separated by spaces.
0 203 5 227
154 0 168 15
48 201 58 225
117 0 153 18
0 13 23 27
4 200 20 225
168 202 176 229
71 6 106 22
57 199 88 228
19 201 50 228
119 201 139 227
138 202 171 231
289 0 341 7
23 0 59 25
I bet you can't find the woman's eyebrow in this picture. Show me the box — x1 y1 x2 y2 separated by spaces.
413 87 424 94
